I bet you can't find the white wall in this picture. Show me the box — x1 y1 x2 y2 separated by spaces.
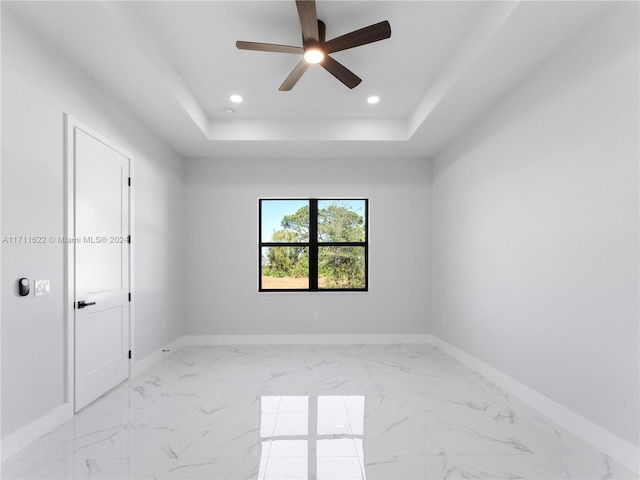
1 7 184 437
431 2 639 448
184 157 431 336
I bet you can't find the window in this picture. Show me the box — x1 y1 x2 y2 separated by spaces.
259 199 368 291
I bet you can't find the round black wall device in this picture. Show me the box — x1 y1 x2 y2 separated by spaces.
18 278 30 296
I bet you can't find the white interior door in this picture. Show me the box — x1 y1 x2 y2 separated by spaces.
74 127 130 412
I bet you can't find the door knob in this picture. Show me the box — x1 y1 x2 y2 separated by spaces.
77 300 96 309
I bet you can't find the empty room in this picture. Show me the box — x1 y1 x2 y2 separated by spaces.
1 1 638 479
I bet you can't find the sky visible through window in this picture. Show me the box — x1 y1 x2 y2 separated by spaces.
261 200 308 242
261 199 365 242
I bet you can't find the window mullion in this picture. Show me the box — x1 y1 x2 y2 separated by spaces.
309 200 318 290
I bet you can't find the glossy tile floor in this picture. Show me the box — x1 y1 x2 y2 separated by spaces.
2 344 636 479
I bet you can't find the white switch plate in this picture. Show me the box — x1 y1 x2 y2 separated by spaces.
34 279 50 297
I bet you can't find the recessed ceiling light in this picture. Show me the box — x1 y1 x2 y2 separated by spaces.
367 96 380 104
230 94 243 103
303 48 324 64
223 108 235 114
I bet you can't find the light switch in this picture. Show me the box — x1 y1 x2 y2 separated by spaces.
34 280 50 297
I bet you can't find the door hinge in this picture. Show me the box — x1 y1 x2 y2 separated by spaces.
127 235 131 244
128 177 131 187
128 350 132 359
128 292 131 302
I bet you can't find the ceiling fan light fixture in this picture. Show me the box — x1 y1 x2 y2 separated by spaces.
303 47 324 64
236 0 391 90
367 96 380 104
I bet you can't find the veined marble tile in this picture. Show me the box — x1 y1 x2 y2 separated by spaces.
80 382 227 416
9 414 130 461
354 411 444 456
423 409 538 455
3 344 636 480
125 412 275 459
362 455 447 479
2 458 265 480
442 453 570 479
316 438 360 457
315 456 364 479
261 456 308 480
491 408 600 455
268 439 309 458
1 459 79 479
560 453 639 479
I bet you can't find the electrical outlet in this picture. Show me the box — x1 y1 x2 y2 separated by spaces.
313 312 320 320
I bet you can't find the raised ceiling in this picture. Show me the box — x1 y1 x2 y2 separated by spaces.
7 1 611 158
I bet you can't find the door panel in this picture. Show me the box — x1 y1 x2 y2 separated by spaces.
77 307 124 374
74 128 130 412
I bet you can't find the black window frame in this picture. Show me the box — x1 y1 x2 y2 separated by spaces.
259 198 368 292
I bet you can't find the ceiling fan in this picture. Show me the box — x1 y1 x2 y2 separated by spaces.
236 0 391 91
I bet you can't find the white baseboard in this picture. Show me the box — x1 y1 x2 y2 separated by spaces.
1 402 73 462
182 333 432 346
430 334 639 474
132 336 185 377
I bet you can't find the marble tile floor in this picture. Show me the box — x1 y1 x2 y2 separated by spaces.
2 344 637 480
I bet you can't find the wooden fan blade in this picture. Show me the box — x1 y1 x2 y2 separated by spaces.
324 20 391 54
318 20 326 43
320 55 362 89
279 59 310 91
296 0 319 44
236 41 303 54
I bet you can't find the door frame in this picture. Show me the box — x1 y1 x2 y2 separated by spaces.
64 114 135 411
